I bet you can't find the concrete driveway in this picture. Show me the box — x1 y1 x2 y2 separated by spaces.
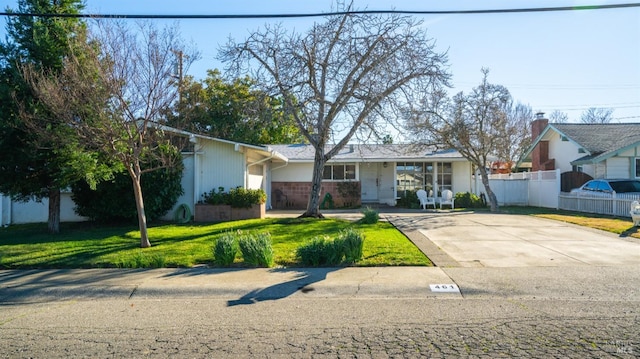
383 212 640 268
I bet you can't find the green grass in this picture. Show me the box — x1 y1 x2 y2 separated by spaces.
0 218 431 269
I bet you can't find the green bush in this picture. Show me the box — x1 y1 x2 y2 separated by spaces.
337 181 360 207
296 228 365 266
71 161 184 223
229 187 266 208
338 228 364 263
239 231 274 267
360 207 379 224
202 187 266 208
396 190 419 209
202 186 229 205
213 232 238 266
296 236 338 266
454 192 486 208
296 236 333 267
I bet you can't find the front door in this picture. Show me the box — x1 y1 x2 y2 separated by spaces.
360 163 379 203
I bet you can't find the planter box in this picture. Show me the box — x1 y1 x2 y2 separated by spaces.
194 203 265 222
195 204 231 222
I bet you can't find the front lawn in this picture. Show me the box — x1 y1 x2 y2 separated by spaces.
0 218 432 268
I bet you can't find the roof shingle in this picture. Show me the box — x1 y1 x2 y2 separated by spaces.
267 144 464 162
552 123 640 157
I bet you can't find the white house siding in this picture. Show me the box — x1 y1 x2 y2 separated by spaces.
271 163 314 181
548 134 581 173
161 154 195 221
595 163 607 178
247 164 264 190
197 140 245 196
452 162 473 194
606 157 630 178
582 164 596 178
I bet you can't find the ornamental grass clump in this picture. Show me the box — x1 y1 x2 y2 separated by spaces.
213 231 238 266
296 228 365 266
360 207 379 224
295 236 338 266
238 231 274 267
338 227 364 263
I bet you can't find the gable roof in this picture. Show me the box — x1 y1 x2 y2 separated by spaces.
521 122 640 166
554 123 640 156
267 144 466 163
158 124 289 162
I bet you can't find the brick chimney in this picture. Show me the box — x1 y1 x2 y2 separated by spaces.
531 112 548 140
531 112 550 172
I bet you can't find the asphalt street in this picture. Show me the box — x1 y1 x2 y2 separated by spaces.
0 211 638 358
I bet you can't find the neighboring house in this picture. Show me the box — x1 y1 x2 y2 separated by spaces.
267 144 473 209
520 113 640 190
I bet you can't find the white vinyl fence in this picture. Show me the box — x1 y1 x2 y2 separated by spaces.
0 192 87 226
559 192 640 218
475 169 639 218
475 169 561 208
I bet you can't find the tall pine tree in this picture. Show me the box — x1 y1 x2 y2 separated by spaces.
0 0 109 233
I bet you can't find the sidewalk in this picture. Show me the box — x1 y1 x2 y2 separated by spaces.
0 267 460 303
1 210 639 304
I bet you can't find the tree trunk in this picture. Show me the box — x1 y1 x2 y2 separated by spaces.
131 174 151 248
47 187 61 234
479 168 499 212
300 150 326 218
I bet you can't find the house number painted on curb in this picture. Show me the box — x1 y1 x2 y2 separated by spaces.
429 284 460 293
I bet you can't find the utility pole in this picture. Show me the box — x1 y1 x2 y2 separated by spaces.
171 49 184 103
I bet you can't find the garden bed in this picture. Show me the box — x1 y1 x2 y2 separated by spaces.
194 203 266 222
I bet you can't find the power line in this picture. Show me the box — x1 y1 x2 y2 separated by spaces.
1 3 639 19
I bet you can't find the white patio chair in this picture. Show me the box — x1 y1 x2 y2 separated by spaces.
416 189 436 210
440 189 455 210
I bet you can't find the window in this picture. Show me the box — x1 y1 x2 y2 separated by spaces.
437 162 452 195
636 158 640 178
396 161 451 197
323 164 356 180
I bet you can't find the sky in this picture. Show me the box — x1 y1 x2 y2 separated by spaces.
2 0 640 126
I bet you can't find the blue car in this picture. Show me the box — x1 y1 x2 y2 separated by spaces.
571 179 640 196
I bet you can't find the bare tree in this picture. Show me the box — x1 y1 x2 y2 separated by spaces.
495 102 533 168
549 110 569 123
22 21 198 247
580 107 614 123
407 68 532 212
220 5 450 217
